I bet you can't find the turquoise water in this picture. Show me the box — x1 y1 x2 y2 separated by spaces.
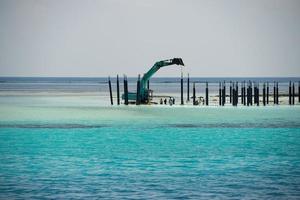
0 95 300 199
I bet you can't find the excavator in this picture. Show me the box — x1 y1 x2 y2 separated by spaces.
123 58 184 104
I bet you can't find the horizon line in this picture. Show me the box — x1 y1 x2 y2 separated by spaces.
0 76 300 78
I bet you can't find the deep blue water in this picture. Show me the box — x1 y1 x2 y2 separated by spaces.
1 126 300 199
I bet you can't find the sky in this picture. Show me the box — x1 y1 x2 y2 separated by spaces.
0 0 299 77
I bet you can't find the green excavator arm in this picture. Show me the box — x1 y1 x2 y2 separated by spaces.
139 58 184 102
123 58 184 103
141 58 184 90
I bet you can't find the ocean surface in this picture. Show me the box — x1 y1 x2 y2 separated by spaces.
0 77 300 199
1 77 299 95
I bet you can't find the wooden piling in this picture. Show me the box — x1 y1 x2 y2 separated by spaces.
230 81 232 103
206 82 209 106
276 82 279 105
232 82 238 106
187 74 190 102
263 83 266 106
241 82 243 104
289 81 291 105
273 82 276 105
117 75 120 105
241 82 245 105
222 81 226 106
108 77 113 105
254 82 258 105
232 82 235 106
299 81 300 103
124 76 128 105
244 82 246 105
244 81 246 105
250 81 253 106
136 75 141 105
236 82 238 105
235 83 238 106
193 82 196 105
219 82 221 106
241 82 244 105
266 82 269 104
181 73 184 105
247 82 250 106
256 83 259 106
253 83 256 104
256 83 259 105
292 82 295 105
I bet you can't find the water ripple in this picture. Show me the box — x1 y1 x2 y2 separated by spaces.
167 122 300 128
0 124 106 129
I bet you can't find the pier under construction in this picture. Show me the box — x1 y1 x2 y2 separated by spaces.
108 58 300 106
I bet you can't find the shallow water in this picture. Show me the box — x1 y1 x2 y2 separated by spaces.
0 95 300 199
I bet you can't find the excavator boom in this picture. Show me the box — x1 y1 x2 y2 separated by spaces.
122 58 184 103
141 58 184 88
139 58 184 102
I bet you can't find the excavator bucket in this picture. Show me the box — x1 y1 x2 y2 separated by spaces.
172 58 185 66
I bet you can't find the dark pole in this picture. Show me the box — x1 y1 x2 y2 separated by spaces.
181 72 184 105
242 82 244 105
108 76 113 105
230 81 232 103
231 83 235 106
244 81 246 105
124 76 128 105
224 81 226 104
123 76 126 105
255 82 258 104
299 81 300 103
276 82 279 105
253 82 256 104
241 82 243 105
206 82 209 106
117 75 120 105
187 73 190 102
236 82 239 105
263 83 266 106
266 82 269 104
255 83 258 105
248 82 250 106
292 82 295 105
273 82 276 105
193 82 196 105
219 82 221 106
235 82 237 106
136 75 141 105
223 81 226 106
241 82 244 105
289 81 291 105
244 81 246 106
250 81 253 106
256 83 259 106
247 82 250 106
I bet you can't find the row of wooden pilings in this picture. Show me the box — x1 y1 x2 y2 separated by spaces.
108 75 148 105
108 75 127 105
109 75 300 106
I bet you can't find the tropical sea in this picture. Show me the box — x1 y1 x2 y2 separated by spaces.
0 77 300 199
